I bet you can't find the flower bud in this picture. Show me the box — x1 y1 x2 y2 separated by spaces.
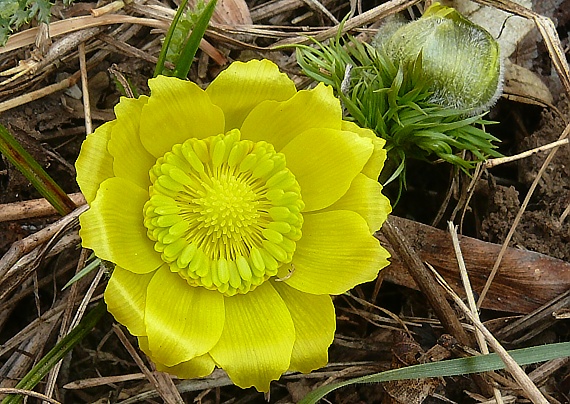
377 2 503 113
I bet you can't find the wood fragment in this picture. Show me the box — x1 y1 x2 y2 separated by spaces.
380 216 570 314
0 193 85 223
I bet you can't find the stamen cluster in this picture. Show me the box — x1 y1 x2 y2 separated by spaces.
143 129 304 295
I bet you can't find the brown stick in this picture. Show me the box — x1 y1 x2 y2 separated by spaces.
380 218 472 347
0 193 85 223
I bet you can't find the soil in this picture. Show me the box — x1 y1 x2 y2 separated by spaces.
477 97 570 261
1 0 570 403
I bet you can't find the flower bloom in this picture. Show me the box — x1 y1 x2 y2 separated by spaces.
76 59 391 391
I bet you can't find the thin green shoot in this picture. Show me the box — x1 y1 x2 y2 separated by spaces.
300 341 570 403
0 124 76 215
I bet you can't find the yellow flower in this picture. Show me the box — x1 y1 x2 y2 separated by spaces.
76 59 391 391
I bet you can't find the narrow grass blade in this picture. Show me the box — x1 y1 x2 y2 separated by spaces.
62 257 101 290
171 0 217 79
0 124 76 215
300 341 570 403
1 302 107 404
153 0 190 77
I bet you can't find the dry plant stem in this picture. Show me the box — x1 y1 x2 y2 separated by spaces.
108 65 135 98
559 202 570 225
0 72 80 113
0 27 101 87
0 205 87 275
0 14 225 65
448 222 503 404
533 15 570 96
300 0 339 23
63 373 146 389
0 305 64 357
0 232 80 305
152 371 186 404
0 205 87 295
457 162 484 232
485 139 569 168
477 123 570 308
43 249 91 400
79 42 92 135
42 269 106 400
496 289 570 343
0 16 167 54
69 264 106 330
113 326 184 404
0 319 60 390
528 357 570 386
272 0 422 46
0 388 62 404
431 268 549 404
98 33 164 67
380 218 471 346
250 0 305 21
0 193 85 223
91 0 126 17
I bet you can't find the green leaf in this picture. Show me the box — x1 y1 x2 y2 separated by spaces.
293 30 502 195
300 342 570 404
171 0 217 79
62 257 101 290
0 124 76 215
154 0 191 77
155 0 217 79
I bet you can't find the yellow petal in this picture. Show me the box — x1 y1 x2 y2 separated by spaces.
104 266 154 336
107 96 155 190
79 177 163 273
139 75 225 158
154 353 216 379
206 59 297 131
281 128 373 211
145 265 224 366
324 174 391 232
75 121 115 204
272 281 335 373
209 282 295 392
240 83 341 151
287 210 390 295
341 121 387 180
138 337 216 379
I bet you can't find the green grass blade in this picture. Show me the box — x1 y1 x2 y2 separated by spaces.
1 301 107 404
62 257 101 290
0 123 76 215
171 0 217 79
154 0 190 77
300 341 570 404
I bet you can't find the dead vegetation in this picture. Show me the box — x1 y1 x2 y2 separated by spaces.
0 0 570 402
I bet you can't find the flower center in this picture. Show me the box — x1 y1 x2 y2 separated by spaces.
143 129 304 296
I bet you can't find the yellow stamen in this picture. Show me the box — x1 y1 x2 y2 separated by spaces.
143 129 304 295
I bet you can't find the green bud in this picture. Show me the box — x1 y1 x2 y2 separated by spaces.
377 2 503 114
